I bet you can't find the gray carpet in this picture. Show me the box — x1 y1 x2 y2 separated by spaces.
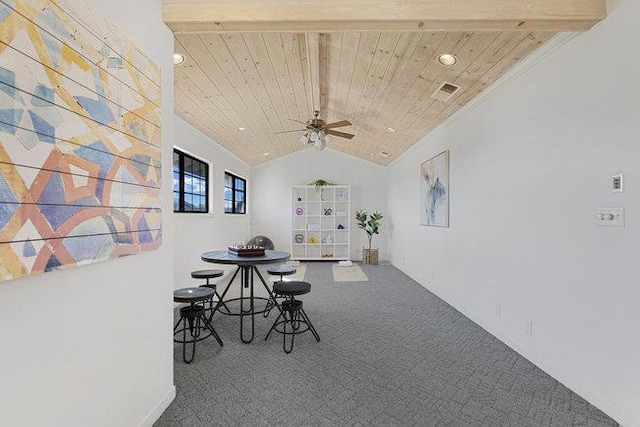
157 263 617 426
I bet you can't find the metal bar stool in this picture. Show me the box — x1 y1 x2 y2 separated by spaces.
191 269 230 318
264 281 320 353
174 287 223 364
264 265 297 317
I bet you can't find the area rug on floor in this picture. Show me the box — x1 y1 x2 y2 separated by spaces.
332 263 369 282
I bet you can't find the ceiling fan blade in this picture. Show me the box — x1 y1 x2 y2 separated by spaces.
326 129 355 139
324 120 352 129
274 129 307 134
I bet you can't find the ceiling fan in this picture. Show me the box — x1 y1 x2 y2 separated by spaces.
276 111 354 151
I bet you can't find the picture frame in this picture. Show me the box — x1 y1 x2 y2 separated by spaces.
420 150 449 227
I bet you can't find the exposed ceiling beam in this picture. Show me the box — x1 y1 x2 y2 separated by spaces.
304 33 328 117
164 0 606 33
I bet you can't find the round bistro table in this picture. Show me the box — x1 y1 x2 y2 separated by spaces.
201 250 290 343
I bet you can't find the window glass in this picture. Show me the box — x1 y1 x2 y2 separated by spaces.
173 148 209 213
224 172 246 214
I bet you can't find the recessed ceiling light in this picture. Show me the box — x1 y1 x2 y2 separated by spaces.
386 127 396 133
263 152 269 156
437 53 457 67
236 127 246 132
173 53 185 65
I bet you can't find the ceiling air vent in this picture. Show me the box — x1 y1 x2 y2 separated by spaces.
431 81 460 102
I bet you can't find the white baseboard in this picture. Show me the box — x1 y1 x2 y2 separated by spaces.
140 386 176 427
393 262 639 427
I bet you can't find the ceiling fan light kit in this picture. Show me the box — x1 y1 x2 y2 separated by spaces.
277 110 354 151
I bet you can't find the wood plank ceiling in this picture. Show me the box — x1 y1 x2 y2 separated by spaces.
166 1 606 166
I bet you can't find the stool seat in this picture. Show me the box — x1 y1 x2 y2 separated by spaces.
173 287 223 363
273 281 311 296
267 265 297 276
174 287 215 303
265 281 319 353
191 269 224 279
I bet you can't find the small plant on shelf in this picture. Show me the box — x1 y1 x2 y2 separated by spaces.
355 210 383 265
309 179 334 200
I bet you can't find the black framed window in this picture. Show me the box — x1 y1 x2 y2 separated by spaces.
173 148 209 213
224 172 246 214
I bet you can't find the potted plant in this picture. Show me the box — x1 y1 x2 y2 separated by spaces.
355 210 383 265
309 179 334 200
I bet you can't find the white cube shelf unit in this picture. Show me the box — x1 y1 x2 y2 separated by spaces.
291 185 350 260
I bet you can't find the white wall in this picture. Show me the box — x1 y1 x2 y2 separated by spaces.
0 1 176 426
386 1 640 424
173 117 251 286
251 148 388 261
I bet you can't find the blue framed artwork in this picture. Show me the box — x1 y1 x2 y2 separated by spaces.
420 150 449 227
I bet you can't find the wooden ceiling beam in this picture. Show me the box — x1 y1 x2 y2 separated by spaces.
303 33 328 117
164 0 606 33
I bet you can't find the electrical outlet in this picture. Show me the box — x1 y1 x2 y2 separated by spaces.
526 320 534 336
495 304 502 318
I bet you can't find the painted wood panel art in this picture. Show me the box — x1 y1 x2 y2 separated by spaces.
420 150 449 227
0 0 162 281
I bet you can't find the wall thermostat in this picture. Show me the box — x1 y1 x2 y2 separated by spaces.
612 174 623 192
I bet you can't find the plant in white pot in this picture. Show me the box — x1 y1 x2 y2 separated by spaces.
355 210 383 265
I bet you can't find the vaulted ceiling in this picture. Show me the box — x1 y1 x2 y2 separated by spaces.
165 1 605 166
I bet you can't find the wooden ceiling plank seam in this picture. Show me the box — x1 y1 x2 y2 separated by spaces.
175 36 261 146
175 75 263 155
387 31 502 149
175 87 257 161
334 32 361 123
260 33 304 153
222 33 287 140
402 31 554 152
262 33 304 132
392 32 552 163
199 33 281 152
402 31 529 123
181 36 278 157
326 33 344 121
364 31 487 159
353 31 450 157
163 0 606 32
354 32 421 141
355 32 439 140
347 32 403 157
351 32 402 126
281 33 311 122
177 34 261 136
344 32 382 129
203 32 277 140
176 34 265 150
403 31 540 139
241 33 293 139
298 33 314 119
305 33 320 113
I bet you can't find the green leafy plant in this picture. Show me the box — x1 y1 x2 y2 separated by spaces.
309 179 334 191
355 210 383 250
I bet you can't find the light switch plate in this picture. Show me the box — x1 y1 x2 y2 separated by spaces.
595 207 625 227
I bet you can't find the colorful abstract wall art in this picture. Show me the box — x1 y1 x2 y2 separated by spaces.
420 151 449 227
0 0 162 281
